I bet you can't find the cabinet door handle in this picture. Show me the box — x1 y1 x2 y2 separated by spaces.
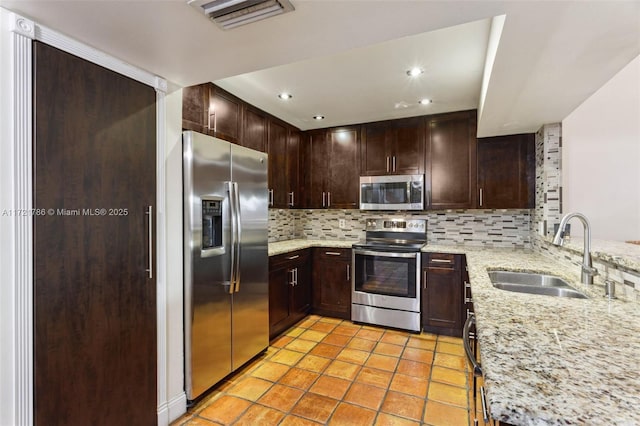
423 269 427 289
465 297 473 304
294 267 298 286
386 156 390 173
288 269 295 286
327 192 331 207
392 156 396 172
288 191 294 207
346 264 350 281
145 205 153 279
287 254 300 260
325 251 341 256
322 192 326 207
430 258 453 264
480 386 489 422
268 189 274 207
479 188 483 207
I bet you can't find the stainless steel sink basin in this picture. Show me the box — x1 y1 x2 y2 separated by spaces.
488 271 588 299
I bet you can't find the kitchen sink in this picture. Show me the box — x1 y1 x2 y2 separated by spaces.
488 270 588 299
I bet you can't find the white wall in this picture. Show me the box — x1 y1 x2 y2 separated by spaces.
164 88 187 421
562 55 640 241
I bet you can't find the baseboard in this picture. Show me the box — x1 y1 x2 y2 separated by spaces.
157 391 187 426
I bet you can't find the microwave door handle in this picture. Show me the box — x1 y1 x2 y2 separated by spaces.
407 182 411 204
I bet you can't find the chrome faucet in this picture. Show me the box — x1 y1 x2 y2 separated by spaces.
552 212 598 284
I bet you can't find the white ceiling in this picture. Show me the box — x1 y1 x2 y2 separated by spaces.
2 1 639 137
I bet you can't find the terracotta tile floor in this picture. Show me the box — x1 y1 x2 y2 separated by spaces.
173 315 472 426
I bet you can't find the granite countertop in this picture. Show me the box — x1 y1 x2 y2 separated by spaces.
269 239 356 256
545 236 640 272
436 246 640 426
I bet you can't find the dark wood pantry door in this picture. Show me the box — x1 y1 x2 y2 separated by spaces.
33 41 157 426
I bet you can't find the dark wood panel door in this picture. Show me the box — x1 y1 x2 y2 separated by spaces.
477 133 535 208
33 42 156 426
393 117 425 175
268 120 288 208
422 253 463 337
312 249 351 319
360 122 390 176
287 130 301 208
305 130 328 208
328 127 359 209
428 111 477 209
242 106 267 152
210 85 241 143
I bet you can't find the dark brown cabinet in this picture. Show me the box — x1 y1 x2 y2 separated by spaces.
269 249 311 339
287 129 301 208
361 117 425 176
182 82 241 144
427 110 477 209
304 127 360 209
422 253 464 337
477 133 535 209
312 248 352 319
268 120 289 208
242 105 268 152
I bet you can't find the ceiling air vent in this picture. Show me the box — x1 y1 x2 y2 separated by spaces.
189 0 295 30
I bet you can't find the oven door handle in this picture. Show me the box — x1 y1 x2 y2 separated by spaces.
353 249 418 259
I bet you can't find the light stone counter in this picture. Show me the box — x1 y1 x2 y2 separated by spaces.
269 239 356 256
423 246 639 425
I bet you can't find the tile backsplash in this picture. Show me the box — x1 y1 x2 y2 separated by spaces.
269 208 532 248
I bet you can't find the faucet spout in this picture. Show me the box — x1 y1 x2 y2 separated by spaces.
552 212 598 284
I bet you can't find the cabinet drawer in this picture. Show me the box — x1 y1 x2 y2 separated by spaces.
270 248 310 269
426 253 459 269
315 247 351 260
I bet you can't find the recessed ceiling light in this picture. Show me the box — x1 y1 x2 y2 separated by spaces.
418 99 432 105
313 115 325 120
406 67 424 77
278 93 292 100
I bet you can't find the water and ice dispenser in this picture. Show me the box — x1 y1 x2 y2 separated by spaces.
202 198 222 250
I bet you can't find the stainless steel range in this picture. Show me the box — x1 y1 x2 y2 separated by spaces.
351 218 427 332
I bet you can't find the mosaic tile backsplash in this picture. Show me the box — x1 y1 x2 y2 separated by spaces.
269 208 532 248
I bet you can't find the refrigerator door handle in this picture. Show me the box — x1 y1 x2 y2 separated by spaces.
227 181 237 294
233 181 242 292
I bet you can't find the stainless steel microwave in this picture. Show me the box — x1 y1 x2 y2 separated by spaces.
359 174 424 210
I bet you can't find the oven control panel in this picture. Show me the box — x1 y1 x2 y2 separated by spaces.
365 218 426 232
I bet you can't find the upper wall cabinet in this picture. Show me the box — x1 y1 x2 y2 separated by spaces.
182 83 242 144
242 105 268 153
477 133 535 209
360 117 425 176
427 110 477 210
268 119 288 208
303 127 360 209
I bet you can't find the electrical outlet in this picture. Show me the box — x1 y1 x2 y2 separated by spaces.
338 219 346 229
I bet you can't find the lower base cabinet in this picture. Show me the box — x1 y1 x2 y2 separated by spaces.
312 248 352 320
422 252 466 337
269 249 311 339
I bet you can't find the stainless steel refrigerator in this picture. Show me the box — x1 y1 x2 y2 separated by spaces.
183 130 269 402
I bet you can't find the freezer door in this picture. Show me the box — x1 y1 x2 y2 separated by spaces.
183 131 233 401
230 144 269 369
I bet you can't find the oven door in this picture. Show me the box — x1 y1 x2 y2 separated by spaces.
352 249 421 312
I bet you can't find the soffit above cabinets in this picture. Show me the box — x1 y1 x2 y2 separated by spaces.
2 1 639 137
